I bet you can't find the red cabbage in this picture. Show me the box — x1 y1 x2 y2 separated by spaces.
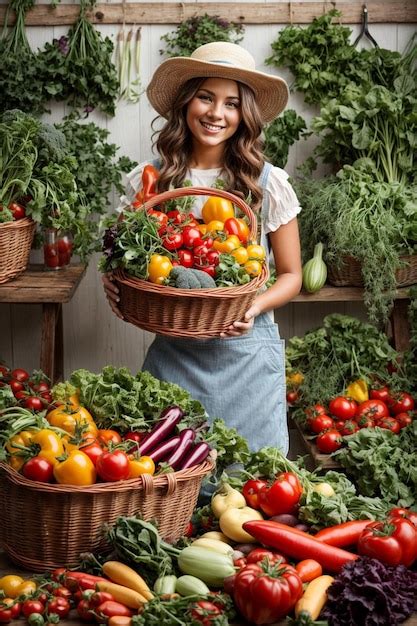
323 556 417 625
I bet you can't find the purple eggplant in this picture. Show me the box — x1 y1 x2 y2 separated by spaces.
148 435 181 463
180 442 211 470
164 429 196 470
139 406 184 456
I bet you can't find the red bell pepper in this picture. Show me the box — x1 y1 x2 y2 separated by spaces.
242 520 358 573
357 516 417 567
133 164 159 205
233 559 303 624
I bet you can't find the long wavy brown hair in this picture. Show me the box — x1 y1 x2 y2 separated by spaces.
152 77 265 211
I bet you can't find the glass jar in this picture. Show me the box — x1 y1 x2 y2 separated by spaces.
43 228 73 270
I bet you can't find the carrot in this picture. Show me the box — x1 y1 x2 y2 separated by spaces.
102 561 154 600
108 617 132 626
294 575 335 620
314 520 373 547
243 520 358 573
95 580 147 608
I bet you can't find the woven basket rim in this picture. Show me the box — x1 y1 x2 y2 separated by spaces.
0 458 214 493
0 217 35 230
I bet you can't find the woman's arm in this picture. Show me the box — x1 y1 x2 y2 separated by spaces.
220 217 302 337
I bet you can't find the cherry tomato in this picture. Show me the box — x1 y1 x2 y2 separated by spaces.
9 380 24 395
77 599 95 622
286 389 299 405
189 601 223 626
97 429 122 446
162 230 183 251
122 431 143 452
23 396 45 412
315 429 343 454
22 457 55 482
10 368 29 382
9 202 26 220
304 404 327 419
96 449 130 482
182 226 204 249
295 559 323 582
0 598 20 623
46 597 70 619
328 396 357 420
177 249 194 268
21 599 45 618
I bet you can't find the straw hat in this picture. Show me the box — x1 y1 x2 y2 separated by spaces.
147 41 289 123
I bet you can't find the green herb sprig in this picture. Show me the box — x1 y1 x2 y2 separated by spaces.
263 110 307 169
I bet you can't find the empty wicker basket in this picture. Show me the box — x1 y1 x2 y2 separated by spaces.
113 187 268 338
0 458 213 571
0 218 36 284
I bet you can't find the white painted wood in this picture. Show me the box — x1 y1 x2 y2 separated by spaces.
0 12 413 375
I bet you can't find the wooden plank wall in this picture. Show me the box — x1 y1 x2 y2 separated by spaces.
0 0 415 376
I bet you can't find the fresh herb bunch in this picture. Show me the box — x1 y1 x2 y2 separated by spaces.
160 14 244 57
266 9 412 106
132 593 233 625
263 110 306 168
395 287 417 396
215 253 251 286
99 209 167 277
40 0 119 115
0 0 46 114
56 117 136 217
295 164 417 323
285 313 399 409
335 420 417 507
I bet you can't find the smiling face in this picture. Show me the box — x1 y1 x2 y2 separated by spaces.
185 77 242 161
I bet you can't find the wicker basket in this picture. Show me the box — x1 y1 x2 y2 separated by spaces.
114 187 268 338
327 254 417 288
0 458 213 572
0 218 36 284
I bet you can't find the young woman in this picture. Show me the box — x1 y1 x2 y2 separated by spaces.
103 41 302 454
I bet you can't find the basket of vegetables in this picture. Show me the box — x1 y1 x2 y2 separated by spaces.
102 186 268 338
0 401 214 572
0 210 36 284
327 253 417 288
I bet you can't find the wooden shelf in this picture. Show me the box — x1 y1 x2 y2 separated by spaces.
0 1 415 26
292 418 342 470
292 284 412 303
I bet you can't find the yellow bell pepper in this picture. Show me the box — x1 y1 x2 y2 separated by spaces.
148 254 173 284
31 429 65 466
128 455 155 478
346 379 369 403
47 405 98 436
213 234 241 254
202 197 234 225
231 246 249 265
205 220 225 234
6 430 35 471
53 450 97 485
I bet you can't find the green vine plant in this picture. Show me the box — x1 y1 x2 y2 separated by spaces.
160 14 244 57
263 110 307 169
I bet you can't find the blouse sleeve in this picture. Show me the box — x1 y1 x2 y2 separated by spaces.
115 161 148 212
263 166 302 234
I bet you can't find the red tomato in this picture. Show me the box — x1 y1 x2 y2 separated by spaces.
77 599 95 622
97 429 122 446
328 396 357 420
162 230 183 251
0 599 20 623
182 226 204 249
370 386 391 403
242 478 268 510
177 248 194 268
122 431 143 451
9 202 26 220
355 414 375 429
259 472 302 517
389 392 415 415
10 368 29 382
22 457 54 482
315 429 342 454
80 441 104 466
96 450 130 482
46 597 70 619
378 416 401 434
395 412 413 429
246 548 286 565
9 380 24 395
23 396 45 412
286 390 299 406
304 404 327 419
189 601 223 625
339 419 360 436
356 399 390 421
21 600 45 618
29 380 50 393
206 249 220 266
307 414 334 434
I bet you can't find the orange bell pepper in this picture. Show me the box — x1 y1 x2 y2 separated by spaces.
213 234 241 254
53 450 97 485
47 405 98 437
202 196 234 224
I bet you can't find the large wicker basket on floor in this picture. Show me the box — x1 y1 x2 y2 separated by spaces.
327 254 417 288
0 457 213 572
0 218 36 284
114 187 268 338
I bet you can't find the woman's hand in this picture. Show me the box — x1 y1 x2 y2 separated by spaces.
220 302 261 338
102 273 124 320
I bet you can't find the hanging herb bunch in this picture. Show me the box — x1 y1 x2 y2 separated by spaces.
40 0 119 116
160 13 244 57
0 0 46 114
116 26 142 102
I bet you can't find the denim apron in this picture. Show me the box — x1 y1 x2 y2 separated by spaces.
142 163 288 454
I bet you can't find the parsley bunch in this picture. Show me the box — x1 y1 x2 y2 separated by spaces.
160 14 244 57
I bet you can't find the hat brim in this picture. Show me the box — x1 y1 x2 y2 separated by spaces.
146 57 289 123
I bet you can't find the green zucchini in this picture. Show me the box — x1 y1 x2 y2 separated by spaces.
177 546 235 587
175 575 210 597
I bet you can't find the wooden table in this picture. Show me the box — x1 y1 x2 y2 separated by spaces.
292 284 413 352
0 264 86 382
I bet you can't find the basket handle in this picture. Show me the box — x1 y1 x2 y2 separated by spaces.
140 186 258 241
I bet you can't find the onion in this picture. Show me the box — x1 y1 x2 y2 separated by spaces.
268 514 300 526
295 523 310 532
234 543 257 555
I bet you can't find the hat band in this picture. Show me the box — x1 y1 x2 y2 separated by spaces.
207 59 242 67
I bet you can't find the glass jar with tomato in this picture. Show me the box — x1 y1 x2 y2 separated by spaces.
43 228 73 270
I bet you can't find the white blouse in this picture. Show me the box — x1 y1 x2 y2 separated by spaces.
118 161 302 233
